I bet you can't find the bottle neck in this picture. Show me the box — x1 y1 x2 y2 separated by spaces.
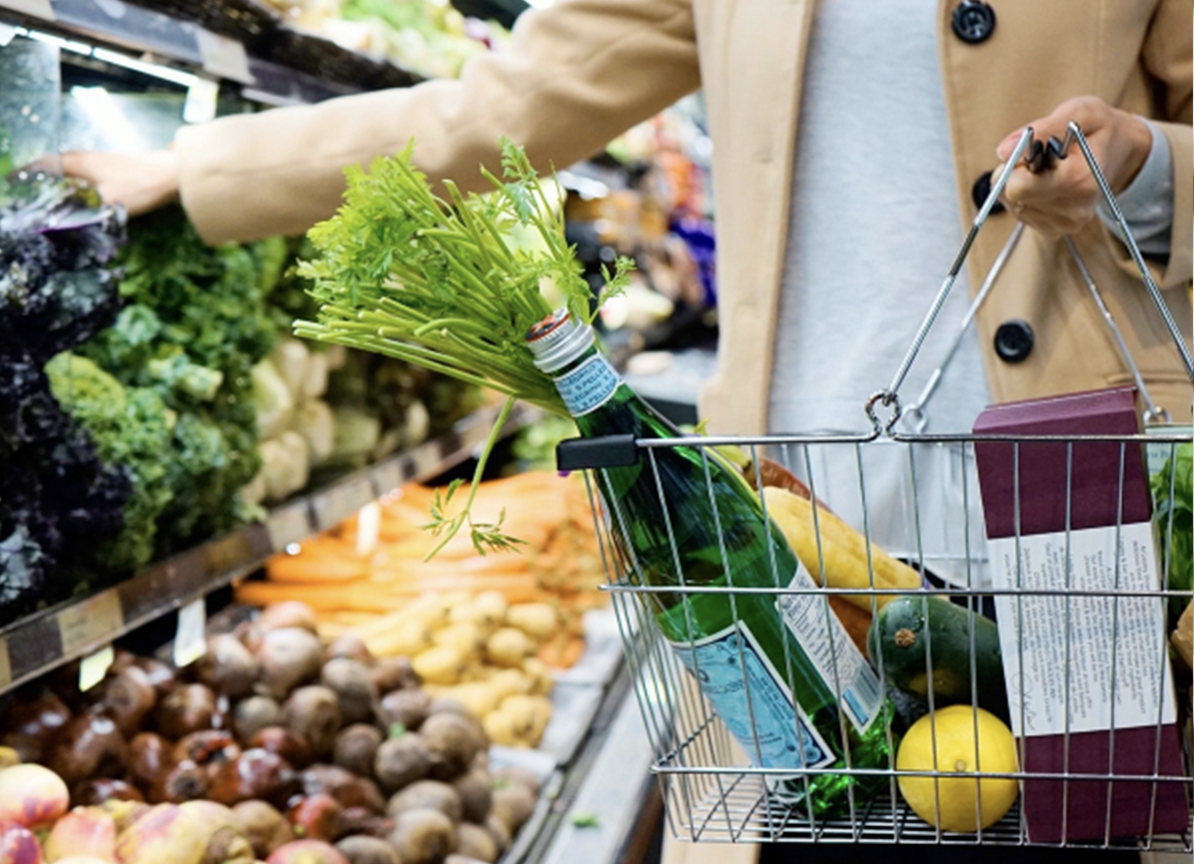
545 344 623 419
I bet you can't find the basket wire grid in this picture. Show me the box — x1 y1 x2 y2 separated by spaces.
568 124 1193 850
579 431 1191 850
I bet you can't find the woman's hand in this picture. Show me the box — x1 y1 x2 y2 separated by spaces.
59 149 180 216
993 96 1152 238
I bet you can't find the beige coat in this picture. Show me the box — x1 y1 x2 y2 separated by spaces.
175 3 1190 861
177 0 1193 432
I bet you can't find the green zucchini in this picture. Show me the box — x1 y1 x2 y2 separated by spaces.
868 594 1007 720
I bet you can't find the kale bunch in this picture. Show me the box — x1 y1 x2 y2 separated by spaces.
45 353 173 575
77 206 283 554
0 178 128 622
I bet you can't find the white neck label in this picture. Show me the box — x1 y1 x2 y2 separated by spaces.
556 355 620 416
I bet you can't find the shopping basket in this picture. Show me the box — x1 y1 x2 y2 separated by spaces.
559 125 1194 850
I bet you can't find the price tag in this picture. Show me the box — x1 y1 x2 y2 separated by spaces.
0 0 55 21
268 502 311 550
356 502 381 556
0 637 11 689
409 443 443 481
173 598 207 668
78 645 114 693
316 478 376 531
372 460 404 497
195 29 251 83
183 76 220 124
57 590 122 657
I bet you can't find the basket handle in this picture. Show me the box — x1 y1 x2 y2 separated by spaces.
870 122 1193 436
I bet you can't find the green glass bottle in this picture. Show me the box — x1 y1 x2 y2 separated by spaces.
526 309 895 819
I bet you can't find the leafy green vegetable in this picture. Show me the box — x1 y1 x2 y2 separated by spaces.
296 139 630 555
0 177 129 619
1152 441 1192 624
45 353 174 574
78 206 281 553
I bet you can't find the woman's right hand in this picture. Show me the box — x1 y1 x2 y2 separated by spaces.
59 149 180 216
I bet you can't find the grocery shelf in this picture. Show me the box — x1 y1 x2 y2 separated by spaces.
0 0 422 104
0 399 540 697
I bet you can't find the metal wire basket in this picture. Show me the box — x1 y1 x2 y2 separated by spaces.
561 125 1193 850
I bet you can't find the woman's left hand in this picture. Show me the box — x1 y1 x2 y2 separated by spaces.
993 95 1153 238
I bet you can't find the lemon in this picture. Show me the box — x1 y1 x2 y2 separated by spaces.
896 705 1019 832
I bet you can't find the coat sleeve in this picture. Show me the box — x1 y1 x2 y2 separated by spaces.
1136 0 1191 290
174 0 700 244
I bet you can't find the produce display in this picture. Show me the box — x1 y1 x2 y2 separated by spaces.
0 601 538 863
235 471 609 746
0 182 482 625
265 0 510 80
0 179 128 620
72 207 282 563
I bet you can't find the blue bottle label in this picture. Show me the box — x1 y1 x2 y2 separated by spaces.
670 623 834 770
555 355 620 416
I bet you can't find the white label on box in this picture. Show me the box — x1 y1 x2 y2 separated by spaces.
989 521 1177 737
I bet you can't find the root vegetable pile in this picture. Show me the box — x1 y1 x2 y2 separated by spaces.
0 601 539 864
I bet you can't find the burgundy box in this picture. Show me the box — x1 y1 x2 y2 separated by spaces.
973 387 1188 843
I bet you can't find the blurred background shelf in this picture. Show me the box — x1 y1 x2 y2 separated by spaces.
0 0 425 105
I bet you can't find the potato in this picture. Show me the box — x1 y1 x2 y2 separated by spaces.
412 646 468 686
438 683 501 720
473 591 508 623
432 622 484 655
482 710 520 748
484 629 530 669
505 604 558 641
446 604 498 634
367 619 431 660
520 659 554 697
487 670 532 701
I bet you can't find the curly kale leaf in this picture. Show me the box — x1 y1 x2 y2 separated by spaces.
45 352 173 575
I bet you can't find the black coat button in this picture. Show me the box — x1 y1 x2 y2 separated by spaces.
952 1 997 44
972 170 1006 215
994 320 1033 363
